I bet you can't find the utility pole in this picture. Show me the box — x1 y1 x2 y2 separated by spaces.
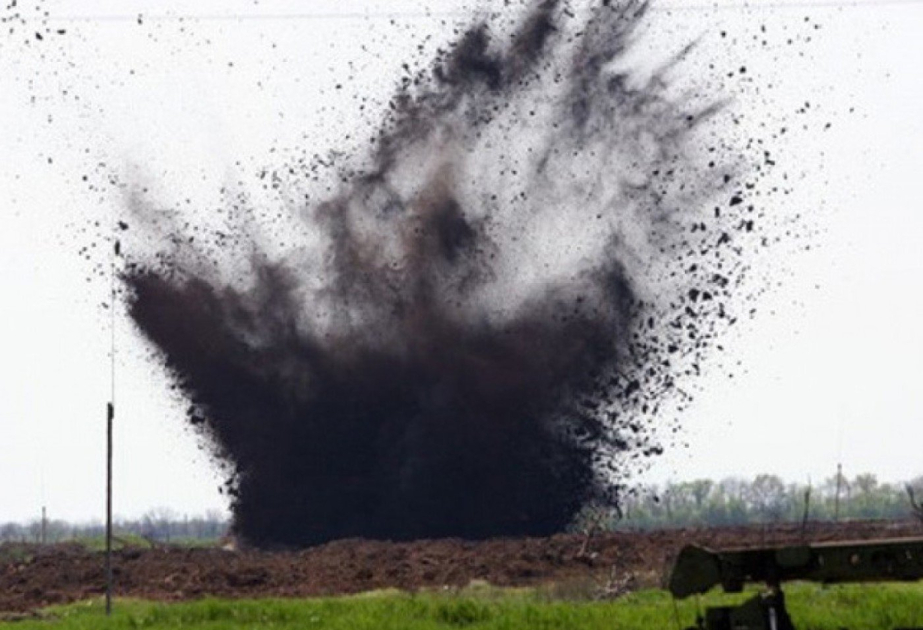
834 463 843 522
105 232 119 617
106 402 113 615
41 506 47 545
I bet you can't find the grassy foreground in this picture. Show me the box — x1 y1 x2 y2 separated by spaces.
3 583 922 629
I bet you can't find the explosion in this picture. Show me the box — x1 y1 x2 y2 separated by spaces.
125 0 753 547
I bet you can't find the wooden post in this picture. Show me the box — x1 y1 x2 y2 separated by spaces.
833 463 842 522
106 402 113 616
800 485 811 540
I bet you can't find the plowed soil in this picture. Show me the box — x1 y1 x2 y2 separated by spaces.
2 520 920 614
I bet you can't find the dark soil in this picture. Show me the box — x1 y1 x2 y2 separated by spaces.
2 520 920 613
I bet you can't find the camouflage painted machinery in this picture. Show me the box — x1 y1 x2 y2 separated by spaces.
668 537 923 630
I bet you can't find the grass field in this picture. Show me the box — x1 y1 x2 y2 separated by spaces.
3 582 922 629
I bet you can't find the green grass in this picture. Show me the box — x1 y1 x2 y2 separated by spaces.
0 543 35 564
72 535 220 552
2 583 922 629
786 582 923 629
71 534 154 553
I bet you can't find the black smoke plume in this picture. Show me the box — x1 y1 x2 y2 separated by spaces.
125 0 748 547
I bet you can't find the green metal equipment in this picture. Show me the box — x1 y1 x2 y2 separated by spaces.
668 537 923 630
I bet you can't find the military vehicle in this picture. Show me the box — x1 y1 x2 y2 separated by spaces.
668 537 923 630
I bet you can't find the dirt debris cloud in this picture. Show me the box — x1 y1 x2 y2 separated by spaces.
125 0 751 547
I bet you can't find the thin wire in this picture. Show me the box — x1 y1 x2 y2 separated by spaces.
835 404 846 468
110 252 115 433
105 210 117 617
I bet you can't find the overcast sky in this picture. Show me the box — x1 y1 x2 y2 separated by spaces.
1 0 922 523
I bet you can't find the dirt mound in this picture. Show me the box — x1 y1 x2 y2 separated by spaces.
2 520 920 613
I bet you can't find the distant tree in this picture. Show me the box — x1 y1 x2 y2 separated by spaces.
688 479 714 510
854 473 879 496
0 522 23 542
747 474 788 522
906 478 923 524
142 507 180 543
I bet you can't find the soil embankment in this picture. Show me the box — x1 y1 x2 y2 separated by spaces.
2 520 919 613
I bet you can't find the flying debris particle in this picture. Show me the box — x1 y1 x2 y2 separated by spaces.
118 0 802 547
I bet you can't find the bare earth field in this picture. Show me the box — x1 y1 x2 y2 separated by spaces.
2 520 920 614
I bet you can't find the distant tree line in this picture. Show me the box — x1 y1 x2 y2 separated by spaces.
6 472 922 544
0 508 228 545
574 472 923 532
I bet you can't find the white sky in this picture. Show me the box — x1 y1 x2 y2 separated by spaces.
1 0 922 523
